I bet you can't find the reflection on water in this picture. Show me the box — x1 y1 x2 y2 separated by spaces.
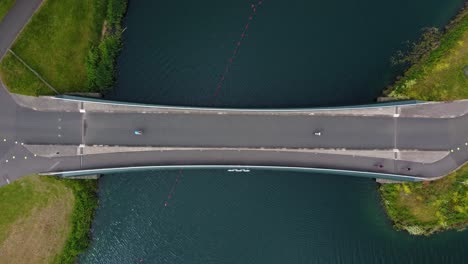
81 0 468 263
81 170 468 263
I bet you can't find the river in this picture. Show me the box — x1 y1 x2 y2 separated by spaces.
80 0 468 263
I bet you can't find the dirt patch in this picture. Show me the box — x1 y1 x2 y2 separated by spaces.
0 189 74 264
101 20 108 40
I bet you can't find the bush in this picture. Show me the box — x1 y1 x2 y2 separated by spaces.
380 165 468 235
52 179 98 264
391 27 442 66
86 34 122 91
389 8 468 98
86 0 128 92
107 0 128 29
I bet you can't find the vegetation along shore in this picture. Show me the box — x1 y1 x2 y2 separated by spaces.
0 0 127 96
380 4 468 236
0 4 466 264
0 0 127 262
0 175 97 263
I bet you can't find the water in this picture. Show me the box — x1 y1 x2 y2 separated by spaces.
81 0 468 263
107 0 463 108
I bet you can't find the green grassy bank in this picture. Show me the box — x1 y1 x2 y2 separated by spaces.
0 0 125 262
0 0 15 22
388 7 468 100
0 176 98 263
51 178 98 264
0 0 127 96
380 167 468 235
381 6 468 236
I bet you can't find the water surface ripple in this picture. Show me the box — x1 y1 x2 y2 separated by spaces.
81 0 468 263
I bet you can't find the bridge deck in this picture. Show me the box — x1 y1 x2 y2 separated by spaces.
1 84 467 186
1 0 467 186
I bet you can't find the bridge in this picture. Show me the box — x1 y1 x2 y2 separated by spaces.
1 82 467 186
0 0 467 186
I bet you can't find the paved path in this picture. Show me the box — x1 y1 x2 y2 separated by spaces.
0 0 43 60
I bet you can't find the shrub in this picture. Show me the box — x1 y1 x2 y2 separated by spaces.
52 179 98 264
86 0 128 92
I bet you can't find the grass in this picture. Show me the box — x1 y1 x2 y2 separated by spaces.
0 0 123 261
380 166 468 235
0 0 107 95
51 178 98 264
0 175 98 263
389 8 468 100
0 52 53 96
0 0 15 22
86 0 127 92
0 175 73 263
381 7 468 235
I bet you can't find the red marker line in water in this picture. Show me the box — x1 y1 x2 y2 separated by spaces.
164 170 183 207
213 1 264 103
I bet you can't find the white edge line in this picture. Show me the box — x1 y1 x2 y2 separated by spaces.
53 97 426 113
40 164 428 181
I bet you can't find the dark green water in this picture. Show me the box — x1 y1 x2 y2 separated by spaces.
81 0 468 263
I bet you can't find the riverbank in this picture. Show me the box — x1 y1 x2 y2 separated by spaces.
0 0 127 96
380 4 468 236
51 178 98 263
387 4 468 100
380 166 468 235
0 0 122 262
0 175 97 263
0 0 15 22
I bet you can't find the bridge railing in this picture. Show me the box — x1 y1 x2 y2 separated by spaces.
55 95 423 112
43 164 427 182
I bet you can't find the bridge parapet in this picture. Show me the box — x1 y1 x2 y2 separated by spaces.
12 94 468 119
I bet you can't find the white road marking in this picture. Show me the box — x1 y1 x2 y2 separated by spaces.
47 161 61 171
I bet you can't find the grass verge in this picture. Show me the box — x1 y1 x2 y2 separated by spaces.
0 175 73 263
1 0 124 261
51 178 98 264
381 5 468 236
380 166 468 235
0 52 53 96
0 176 98 263
0 0 15 22
388 7 468 100
0 0 107 95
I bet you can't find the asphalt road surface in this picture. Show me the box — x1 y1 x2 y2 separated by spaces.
0 82 467 186
0 0 466 186
82 112 464 151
